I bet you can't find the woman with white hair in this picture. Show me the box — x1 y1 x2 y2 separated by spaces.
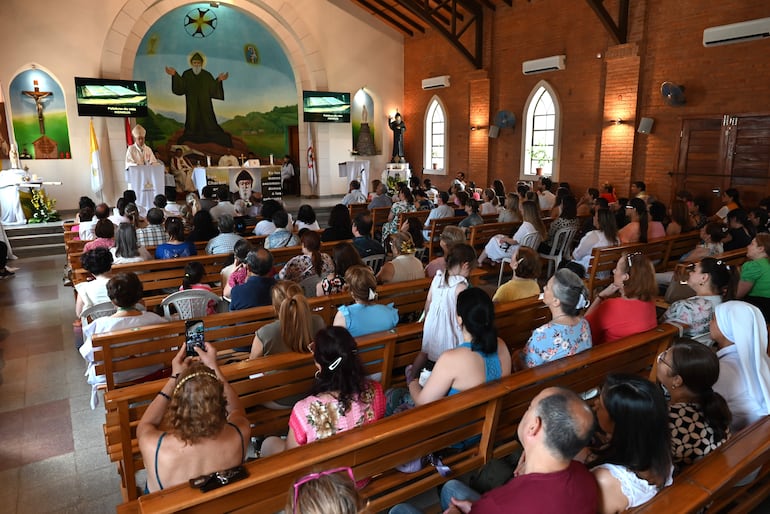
519 269 592 368
711 301 770 432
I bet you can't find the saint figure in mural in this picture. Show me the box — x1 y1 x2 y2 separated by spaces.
389 112 406 160
165 52 233 147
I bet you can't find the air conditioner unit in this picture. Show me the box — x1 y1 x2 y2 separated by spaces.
703 17 770 47
522 55 566 75
421 75 450 90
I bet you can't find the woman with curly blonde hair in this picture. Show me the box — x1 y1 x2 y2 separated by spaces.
138 343 249 493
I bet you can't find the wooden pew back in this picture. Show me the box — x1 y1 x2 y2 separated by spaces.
467 222 520 254
427 216 466 261
120 324 675 514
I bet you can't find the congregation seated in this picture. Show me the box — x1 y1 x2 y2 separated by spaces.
137 344 249 493
333 265 398 337
400 217 425 249
417 244 476 370
382 188 416 239
711 301 770 432
75 248 113 317
205 214 244 255
424 225 465 278
736 234 770 316
422 191 455 240
208 185 236 222
260 326 386 457
341 179 367 206
124 202 147 229
351 212 385 258
253 199 282 236
618 197 649 244
187 210 219 243
293 204 321 232
723 208 754 251
71 206 93 241
666 199 693 236
367 182 392 210
404 288 511 408
156 217 196 259
519 268 591 369
290 467 365 514
249 281 323 360
108 197 131 226
457 199 483 231
321 204 354 242
497 192 522 223
585 252 658 345
265 209 299 249
477 200 545 266
83 219 115 252
660 257 736 342
317 242 363 296
538 195 579 254
179 262 217 315
479 188 500 216
230 248 276 311
583 374 673 512
657 340 731 473
110 222 152 264
137 207 169 248
377 231 423 284
80 273 167 403
278 230 334 283
390 387 598 514
79 202 109 241
570 208 618 275
492 246 541 303
221 239 252 300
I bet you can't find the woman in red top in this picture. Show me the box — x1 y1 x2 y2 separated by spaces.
584 252 658 344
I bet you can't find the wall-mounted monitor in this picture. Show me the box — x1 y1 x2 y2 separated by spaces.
74 77 148 117
302 91 350 123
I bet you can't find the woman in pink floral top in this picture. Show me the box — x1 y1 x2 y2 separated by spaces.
260 326 385 455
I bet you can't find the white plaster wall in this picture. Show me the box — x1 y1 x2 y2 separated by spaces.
0 0 403 209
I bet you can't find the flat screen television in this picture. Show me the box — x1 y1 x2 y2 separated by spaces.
74 77 148 117
302 91 350 123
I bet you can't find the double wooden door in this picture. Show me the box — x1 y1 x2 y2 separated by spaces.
675 114 770 213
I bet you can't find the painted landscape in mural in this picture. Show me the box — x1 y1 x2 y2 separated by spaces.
134 3 298 163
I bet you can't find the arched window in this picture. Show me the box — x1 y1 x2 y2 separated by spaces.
521 82 560 178
424 97 447 172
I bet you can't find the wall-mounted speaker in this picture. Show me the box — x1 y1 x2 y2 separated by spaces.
637 117 654 134
488 125 500 139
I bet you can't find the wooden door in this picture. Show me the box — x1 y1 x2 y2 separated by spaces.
674 117 727 215
675 114 770 212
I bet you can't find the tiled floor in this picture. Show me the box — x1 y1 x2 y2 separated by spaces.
0 255 124 513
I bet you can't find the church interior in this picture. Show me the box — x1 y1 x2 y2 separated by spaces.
2 0 770 512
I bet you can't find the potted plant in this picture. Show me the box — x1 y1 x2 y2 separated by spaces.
528 145 552 175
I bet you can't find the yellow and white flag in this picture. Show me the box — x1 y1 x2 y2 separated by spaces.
89 120 103 194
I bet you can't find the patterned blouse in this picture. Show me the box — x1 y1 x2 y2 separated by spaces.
381 201 416 238
669 402 729 469
289 380 385 445
522 318 592 368
278 253 334 283
661 295 721 341
321 274 346 295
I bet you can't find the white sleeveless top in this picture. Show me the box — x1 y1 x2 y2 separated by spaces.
592 463 672 508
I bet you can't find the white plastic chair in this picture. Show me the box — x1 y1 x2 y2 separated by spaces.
361 253 386 274
539 227 578 277
80 301 117 327
160 290 222 320
497 232 542 287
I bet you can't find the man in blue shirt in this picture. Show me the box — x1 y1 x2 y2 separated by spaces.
351 213 385 258
229 248 276 310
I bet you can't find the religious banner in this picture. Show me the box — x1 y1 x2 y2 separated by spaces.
9 69 71 159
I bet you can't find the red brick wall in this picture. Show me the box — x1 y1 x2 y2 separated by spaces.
403 0 770 200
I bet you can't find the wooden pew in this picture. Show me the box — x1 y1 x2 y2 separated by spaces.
396 209 430 231
426 215 466 261
104 331 398 501
631 416 770 514
75 253 232 307
467 222 520 255
583 239 674 298
116 324 675 514
348 202 369 221
370 206 392 241
661 231 702 270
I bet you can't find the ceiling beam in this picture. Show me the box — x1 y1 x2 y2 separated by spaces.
585 0 629 44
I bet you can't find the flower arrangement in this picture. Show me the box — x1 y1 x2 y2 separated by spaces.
29 188 61 223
